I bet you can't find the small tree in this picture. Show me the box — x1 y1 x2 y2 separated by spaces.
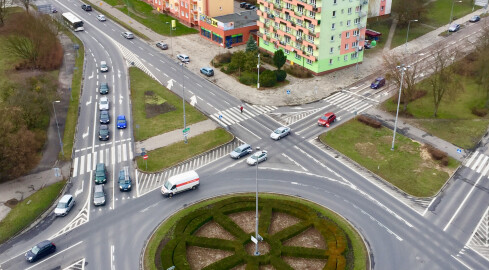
16 0 30 12
245 36 257 53
0 0 8 26
273 49 286 70
228 51 247 76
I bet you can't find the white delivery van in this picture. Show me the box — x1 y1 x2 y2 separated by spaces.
161 170 199 197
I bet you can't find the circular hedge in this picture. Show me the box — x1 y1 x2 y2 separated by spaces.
145 194 368 270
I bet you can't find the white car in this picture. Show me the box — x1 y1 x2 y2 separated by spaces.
246 150 268 165
270 126 291 140
96 15 106 21
122 31 134 39
177 54 190 63
99 96 109 110
100 61 108 72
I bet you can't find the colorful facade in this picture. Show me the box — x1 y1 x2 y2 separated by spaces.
367 0 391 17
200 11 259 47
257 0 369 75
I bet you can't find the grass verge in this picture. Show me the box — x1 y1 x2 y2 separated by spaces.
130 67 207 141
136 128 233 172
0 180 66 244
61 30 84 160
144 194 367 270
320 119 459 197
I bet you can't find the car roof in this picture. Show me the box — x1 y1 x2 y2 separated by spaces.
179 54 189 57
324 112 334 117
237 143 250 149
37 240 52 247
117 115 125 119
100 96 108 101
94 185 104 192
101 61 106 64
60 194 72 202
101 110 108 115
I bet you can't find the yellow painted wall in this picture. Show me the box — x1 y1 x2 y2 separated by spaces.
207 0 234 17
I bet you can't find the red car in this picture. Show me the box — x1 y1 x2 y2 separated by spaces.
318 112 336 126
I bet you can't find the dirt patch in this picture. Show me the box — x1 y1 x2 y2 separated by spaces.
419 146 455 175
244 240 271 255
186 246 233 270
283 256 327 270
5 198 19 208
228 211 258 234
144 91 175 118
268 212 301 235
232 265 275 270
283 227 326 249
354 142 383 160
194 221 236 240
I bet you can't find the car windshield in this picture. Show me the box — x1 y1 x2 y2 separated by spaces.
274 129 282 134
251 153 261 160
320 116 328 120
163 181 172 189
57 202 67 208
118 119 125 124
31 245 40 254
233 147 243 153
94 191 104 198
101 100 107 104
96 170 104 176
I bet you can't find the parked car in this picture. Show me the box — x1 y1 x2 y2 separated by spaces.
270 126 291 140
364 40 372 49
240 2 247 8
98 124 110 141
100 110 110 124
469 15 480 23
117 115 127 129
318 112 336 126
230 144 252 159
122 31 134 39
100 61 109 72
244 3 252 9
99 82 109 94
448 24 460 32
25 240 56 263
54 194 75 217
52 7 57 13
370 77 385 89
81 4 92 11
246 150 268 165
249 5 257 10
97 14 106 21
156 42 168 50
95 163 107 184
200 67 214 77
99 96 109 110
118 167 132 191
93 184 106 206
177 54 190 63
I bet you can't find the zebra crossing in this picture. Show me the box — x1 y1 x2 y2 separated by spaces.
464 151 489 174
137 139 243 196
72 140 133 178
323 91 377 115
269 107 325 126
209 105 277 127
466 205 489 260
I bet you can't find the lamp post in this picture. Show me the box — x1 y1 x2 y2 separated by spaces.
254 146 261 256
52 100 64 156
257 54 260 89
166 21 174 57
448 0 463 34
391 65 409 151
180 62 187 143
404 19 418 55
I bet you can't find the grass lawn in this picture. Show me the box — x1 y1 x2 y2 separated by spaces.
320 119 459 197
390 23 435 49
423 0 477 27
0 180 66 244
382 75 489 149
61 30 84 160
103 0 198 36
130 67 207 141
136 128 233 172
365 16 392 50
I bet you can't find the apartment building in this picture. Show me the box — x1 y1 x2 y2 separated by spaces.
256 0 369 75
368 0 391 17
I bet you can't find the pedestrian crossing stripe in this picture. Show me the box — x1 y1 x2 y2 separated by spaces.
323 92 374 115
464 151 489 175
211 105 277 126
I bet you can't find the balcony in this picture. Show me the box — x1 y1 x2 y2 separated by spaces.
257 21 265 28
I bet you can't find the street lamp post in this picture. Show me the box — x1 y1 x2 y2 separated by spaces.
180 63 187 143
257 54 260 89
52 100 64 156
404 19 418 55
448 0 463 33
391 65 409 151
166 22 174 57
254 146 261 256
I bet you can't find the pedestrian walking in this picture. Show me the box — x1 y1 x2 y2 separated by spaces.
240 105 244 113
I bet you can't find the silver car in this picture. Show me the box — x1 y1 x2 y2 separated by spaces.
97 15 106 21
270 126 291 140
230 144 252 159
93 185 106 206
122 31 134 39
177 54 190 63
246 150 268 165
54 194 75 216
99 96 109 110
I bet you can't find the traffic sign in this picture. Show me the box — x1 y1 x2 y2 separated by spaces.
456 148 462 153
183 127 190 134
143 154 148 160
219 115 223 119
286 90 291 95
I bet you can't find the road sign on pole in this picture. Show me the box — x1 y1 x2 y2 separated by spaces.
183 127 190 134
143 155 148 160
286 90 291 95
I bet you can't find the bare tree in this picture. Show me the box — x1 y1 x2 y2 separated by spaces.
5 34 38 65
0 0 8 26
383 53 421 113
16 0 30 12
391 0 424 26
428 49 463 117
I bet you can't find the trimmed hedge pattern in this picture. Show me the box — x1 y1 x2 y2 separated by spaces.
160 196 352 269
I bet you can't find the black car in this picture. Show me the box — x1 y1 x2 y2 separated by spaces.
99 125 110 141
81 4 92 11
99 82 109 94
239 2 247 8
100 110 110 124
244 3 252 9
25 240 56 263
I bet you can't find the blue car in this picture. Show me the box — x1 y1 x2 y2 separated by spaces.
117 115 127 129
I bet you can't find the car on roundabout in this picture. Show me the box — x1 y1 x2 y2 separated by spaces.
318 112 336 126
25 240 56 262
246 150 268 165
270 126 291 140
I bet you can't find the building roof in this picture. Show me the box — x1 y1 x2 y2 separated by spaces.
214 10 258 29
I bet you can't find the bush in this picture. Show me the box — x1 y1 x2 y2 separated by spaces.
260 70 277 87
356 115 382 128
220 66 232 74
275 70 287 82
472 107 489 117
284 64 313 78
391 90 427 104
260 52 273 65
426 145 448 161
239 71 257 85
213 52 232 67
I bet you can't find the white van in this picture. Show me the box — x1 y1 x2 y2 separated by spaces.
161 170 199 197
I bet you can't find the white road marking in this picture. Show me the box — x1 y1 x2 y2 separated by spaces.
236 123 261 139
282 153 308 172
450 255 473 270
465 151 479 168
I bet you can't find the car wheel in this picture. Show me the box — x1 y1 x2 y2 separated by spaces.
237 155 241 159
169 193 173 198
278 136 281 140
264 157 267 161
192 186 196 190
287 132 290 136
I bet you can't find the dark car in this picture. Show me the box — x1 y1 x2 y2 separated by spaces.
240 2 247 8
244 3 252 9
230 143 252 159
100 110 110 124
99 125 110 141
99 82 109 94
448 24 460 32
370 77 385 89
81 4 92 11
156 42 168 50
95 163 107 184
249 5 257 10
469 15 480 23
318 112 336 126
117 115 127 129
118 167 132 191
25 240 56 263
200 67 214 77
93 184 106 206
364 40 372 49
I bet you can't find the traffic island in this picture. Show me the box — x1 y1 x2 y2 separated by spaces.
143 194 368 270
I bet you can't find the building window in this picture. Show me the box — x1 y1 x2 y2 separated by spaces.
330 35 334 41
229 34 243 45
331 23 335 29
275 22 279 28
298 6 304 14
295 52 301 60
285 36 291 43
200 28 211 39
354 18 360 24
353 29 359 36
307 45 313 53
186 13 188 18
329 59 333 65
381 6 384 11
346 32 350 38
181 1 183 5
284 49 290 54
264 40 269 45
330 47 333 53
332 11 336 17
296 19 302 26
198 7 201 11
348 7 352 14
275 33 279 39
306 59 312 65
181 11 184 16
344 55 348 61
309 11 315 18
310 0 316 5
309 22 315 30
308 35 314 42
347 20 351 26
275 0 280 4
286 26 291 33
185 3 187 8
212 33 223 44
345 44 349 50
352 41 358 47
333 0 337 4
286 3 291 9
